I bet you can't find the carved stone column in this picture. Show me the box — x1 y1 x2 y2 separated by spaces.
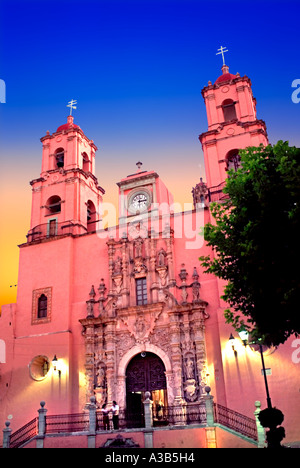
166 233 175 284
104 319 116 406
168 310 187 424
107 239 115 295
84 322 96 405
191 307 209 395
150 237 158 303
116 375 126 410
121 238 130 307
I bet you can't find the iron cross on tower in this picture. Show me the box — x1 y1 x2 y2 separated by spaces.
216 46 228 65
67 99 77 115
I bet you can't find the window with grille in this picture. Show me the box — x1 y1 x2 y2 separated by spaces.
136 278 147 305
32 287 52 324
38 294 48 319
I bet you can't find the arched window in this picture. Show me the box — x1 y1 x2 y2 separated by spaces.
87 200 96 232
226 149 241 172
38 294 48 319
46 195 61 214
55 147 64 168
82 152 90 172
222 99 237 122
32 287 52 324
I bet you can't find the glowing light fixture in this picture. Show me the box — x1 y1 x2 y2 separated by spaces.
52 355 61 377
228 333 236 351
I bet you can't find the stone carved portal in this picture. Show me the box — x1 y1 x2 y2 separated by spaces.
125 352 167 427
79 232 210 415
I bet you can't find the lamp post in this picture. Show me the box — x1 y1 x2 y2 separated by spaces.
234 330 285 448
237 330 272 409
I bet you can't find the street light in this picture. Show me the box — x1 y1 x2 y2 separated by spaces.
237 329 272 410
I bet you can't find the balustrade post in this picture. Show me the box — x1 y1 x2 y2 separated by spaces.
88 396 97 434
36 401 47 448
87 396 97 448
254 401 267 448
143 392 153 449
38 401 47 436
2 421 11 448
143 392 153 429
203 386 215 426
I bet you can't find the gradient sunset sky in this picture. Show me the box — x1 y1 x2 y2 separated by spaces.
0 0 299 310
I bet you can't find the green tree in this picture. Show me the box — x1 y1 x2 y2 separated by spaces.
200 141 300 346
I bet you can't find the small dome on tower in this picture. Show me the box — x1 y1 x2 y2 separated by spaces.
56 115 80 133
215 64 236 84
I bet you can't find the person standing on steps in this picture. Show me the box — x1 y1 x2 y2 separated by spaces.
101 403 110 430
111 401 119 430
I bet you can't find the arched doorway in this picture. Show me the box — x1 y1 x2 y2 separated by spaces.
126 352 168 427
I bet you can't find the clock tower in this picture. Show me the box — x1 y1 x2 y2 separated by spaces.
117 162 174 227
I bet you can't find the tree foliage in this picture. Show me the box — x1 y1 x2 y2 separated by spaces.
200 141 300 346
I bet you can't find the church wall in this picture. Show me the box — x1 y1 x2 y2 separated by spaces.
214 427 256 449
152 426 206 449
43 434 88 449
0 321 72 430
16 237 75 336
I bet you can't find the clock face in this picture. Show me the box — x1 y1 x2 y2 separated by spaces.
128 191 150 213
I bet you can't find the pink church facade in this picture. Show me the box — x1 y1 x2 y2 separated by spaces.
1 65 299 447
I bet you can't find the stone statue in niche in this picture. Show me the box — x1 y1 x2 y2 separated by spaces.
156 248 168 287
95 365 105 388
94 363 106 407
185 356 195 380
134 238 143 258
183 355 198 402
113 256 122 274
157 248 166 267
191 267 201 303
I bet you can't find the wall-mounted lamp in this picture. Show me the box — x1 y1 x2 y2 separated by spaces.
228 333 237 356
52 355 61 378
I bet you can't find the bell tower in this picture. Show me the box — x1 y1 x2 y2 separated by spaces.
28 114 105 241
199 61 269 189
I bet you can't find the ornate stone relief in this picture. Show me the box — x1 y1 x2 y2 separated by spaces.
80 234 210 409
119 306 163 345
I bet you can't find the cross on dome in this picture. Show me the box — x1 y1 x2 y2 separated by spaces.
67 99 77 116
216 46 228 65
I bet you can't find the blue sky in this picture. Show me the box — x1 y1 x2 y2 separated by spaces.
0 0 299 201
